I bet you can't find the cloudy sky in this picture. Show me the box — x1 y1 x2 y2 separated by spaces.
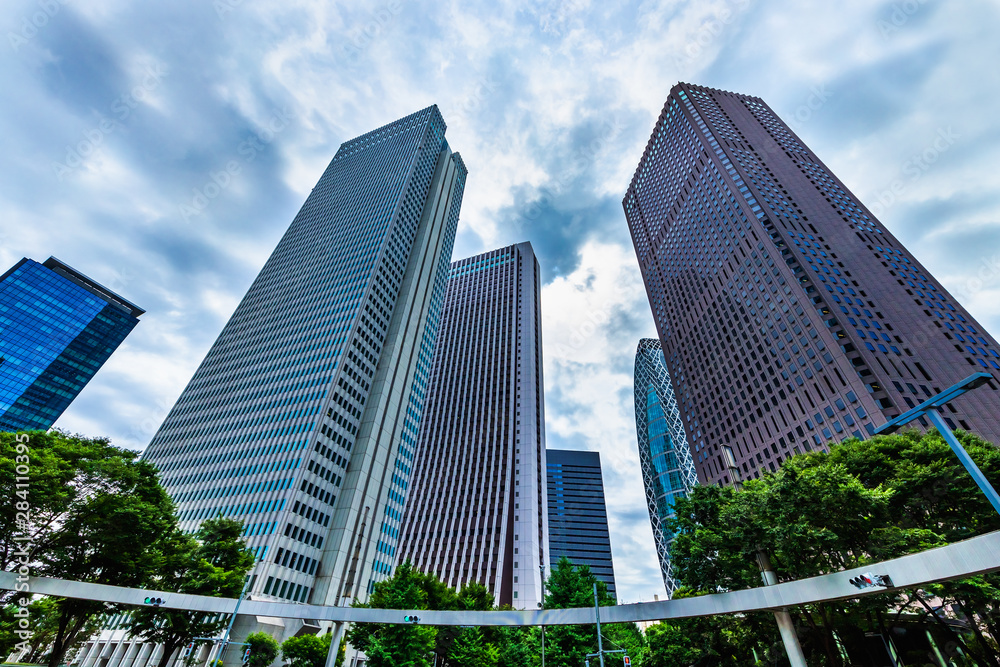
4 0 1000 603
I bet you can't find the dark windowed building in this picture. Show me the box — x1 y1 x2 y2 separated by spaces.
0 257 142 432
137 104 465 645
546 449 616 599
624 83 1000 485
633 338 697 596
398 242 548 610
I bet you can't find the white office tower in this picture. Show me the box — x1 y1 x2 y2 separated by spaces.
77 106 466 667
397 243 549 611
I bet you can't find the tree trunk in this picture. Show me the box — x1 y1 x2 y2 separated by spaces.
47 606 89 667
967 613 1000 667
818 604 842 667
913 591 991 667
157 640 179 667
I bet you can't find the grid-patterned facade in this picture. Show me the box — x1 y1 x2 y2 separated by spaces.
624 83 1000 486
0 257 142 432
141 105 467 622
397 242 548 610
633 338 697 597
546 449 616 599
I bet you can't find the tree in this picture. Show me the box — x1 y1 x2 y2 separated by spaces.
447 626 497 667
246 631 280 667
345 560 436 667
541 557 614 667
127 517 256 667
0 431 179 667
666 430 1000 666
643 622 700 667
281 632 332 667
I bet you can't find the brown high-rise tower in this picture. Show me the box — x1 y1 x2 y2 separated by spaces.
624 83 1000 485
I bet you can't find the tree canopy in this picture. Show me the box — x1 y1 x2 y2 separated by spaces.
667 429 1000 666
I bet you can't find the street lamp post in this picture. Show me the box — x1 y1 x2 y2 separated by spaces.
873 372 1000 516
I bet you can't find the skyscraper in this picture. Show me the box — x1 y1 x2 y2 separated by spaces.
0 257 142 432
141 105 465 626
633 338 697 596
545 448 617 599
397 242 548 610
624 83 1000 486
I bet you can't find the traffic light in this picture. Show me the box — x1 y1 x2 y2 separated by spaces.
403 615 420 623
849 572 893 589
623 655 632 666
143 596 165 606
242 648 251 664
183 642 195 657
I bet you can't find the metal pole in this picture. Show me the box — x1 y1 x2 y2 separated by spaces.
324 623 344 667
926 410 1000 515
593 583 605 667
726 450 807 667
540 564 545 667
757 551 807 667
209 577 252 666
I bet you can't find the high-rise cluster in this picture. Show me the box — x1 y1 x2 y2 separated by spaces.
624 82 1000 487
75 107 621 667
632 338 697 596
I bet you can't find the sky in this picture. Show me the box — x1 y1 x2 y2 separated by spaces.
3 0 1000 604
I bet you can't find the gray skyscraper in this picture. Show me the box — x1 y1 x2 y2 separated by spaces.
546 448 617 599
126 107 466 663
633 338 697 596
397 242 548 610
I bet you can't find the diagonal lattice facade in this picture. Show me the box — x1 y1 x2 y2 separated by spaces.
633 338 698 596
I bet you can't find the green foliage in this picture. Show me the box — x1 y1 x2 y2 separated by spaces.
447 627 497 667
665 430 1000 666
128 517 255 667
245 631 279 667
280 632 331 667
345 561 437 667
541 557 617 667
0 430 179 667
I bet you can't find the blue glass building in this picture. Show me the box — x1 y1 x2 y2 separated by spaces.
633 338 697 596
546 448 616 599
141 105 466 630
0 257 143 432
